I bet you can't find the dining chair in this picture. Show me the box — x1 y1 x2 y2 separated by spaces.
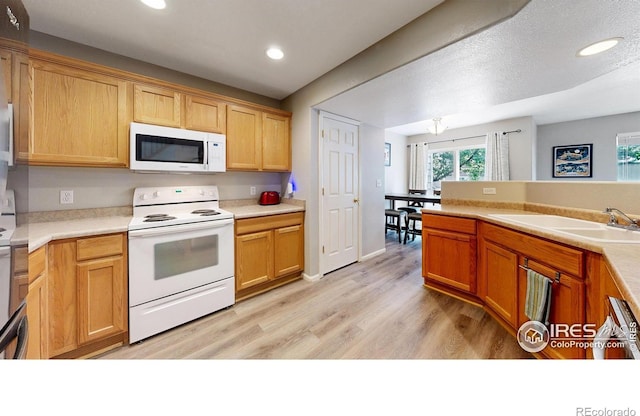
385 209 407 243
404 211 422 244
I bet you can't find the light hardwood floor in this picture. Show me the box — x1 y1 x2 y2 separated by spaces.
99 233 532 359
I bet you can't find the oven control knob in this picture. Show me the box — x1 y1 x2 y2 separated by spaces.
154 191 161 198
140 193 149 201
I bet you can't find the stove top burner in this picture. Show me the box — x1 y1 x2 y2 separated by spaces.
191 209 217 214
0 227 5 233
144 215 177 222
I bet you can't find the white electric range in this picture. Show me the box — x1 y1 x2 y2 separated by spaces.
127 186 235 343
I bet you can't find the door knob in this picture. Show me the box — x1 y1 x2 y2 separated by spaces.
353 198 359 204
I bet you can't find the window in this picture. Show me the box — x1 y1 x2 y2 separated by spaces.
617 131 640 181
427 145 486 190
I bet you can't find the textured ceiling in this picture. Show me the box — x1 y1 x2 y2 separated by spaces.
22 0 442 99
319 0 640 135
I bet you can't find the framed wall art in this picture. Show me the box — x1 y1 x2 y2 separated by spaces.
384 142 391 166
552 143 592 178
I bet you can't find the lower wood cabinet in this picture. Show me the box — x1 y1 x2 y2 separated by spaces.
425 216 593 360
25 246 48 359
47 233 128 359
478 222 586 359
422 214 477 300
235 212 304 301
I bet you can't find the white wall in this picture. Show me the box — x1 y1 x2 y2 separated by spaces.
536 112 640 181
284 1 523 277
384 132 408 193
407 116 536 180
360 124 386 257
14 165 283 213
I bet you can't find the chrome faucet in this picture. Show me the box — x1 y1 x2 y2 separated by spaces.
604 207 640 230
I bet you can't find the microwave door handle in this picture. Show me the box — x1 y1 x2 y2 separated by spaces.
203 141 209 171
129 218 234 238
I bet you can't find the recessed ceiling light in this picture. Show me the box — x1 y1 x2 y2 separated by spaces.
140 0 166 10
266 47 284 60
577 37 623 57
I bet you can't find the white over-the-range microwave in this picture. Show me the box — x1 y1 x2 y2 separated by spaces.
130 122 226 173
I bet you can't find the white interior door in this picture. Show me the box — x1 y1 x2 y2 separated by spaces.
320 112 359 274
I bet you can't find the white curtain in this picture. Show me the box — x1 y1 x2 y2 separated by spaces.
409 143 428 190
485 132 510 180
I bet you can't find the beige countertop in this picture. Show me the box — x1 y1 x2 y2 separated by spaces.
15 202 305 253
421 203 640 320
224 202 305 219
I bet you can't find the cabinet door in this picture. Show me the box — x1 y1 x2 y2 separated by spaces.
77 257 126 345
236 231 272 290
25 273 48 359
13 52 29 164
262 112 291 171
423 228 476 293
47 240 78 357
227 105 262 170
0 49 11 101
30 58 131 167
274 224 304 278
480 239 518 327
184 95 226 133
134 83 182 127
517 258 585 359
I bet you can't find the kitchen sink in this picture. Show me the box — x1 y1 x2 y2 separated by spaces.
553 227 640 243
488 214 603 229
488 214 640 243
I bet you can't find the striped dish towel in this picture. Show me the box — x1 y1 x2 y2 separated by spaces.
524 269 553 325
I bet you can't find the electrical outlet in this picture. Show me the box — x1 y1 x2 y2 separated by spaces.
250 186 256 196
60 190 74 204
483 187 497 195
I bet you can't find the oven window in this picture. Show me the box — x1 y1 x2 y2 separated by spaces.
137 134 204 164
154 235 219 280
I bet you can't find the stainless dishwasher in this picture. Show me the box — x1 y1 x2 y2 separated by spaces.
593 296 640 359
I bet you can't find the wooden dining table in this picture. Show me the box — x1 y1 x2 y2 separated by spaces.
385 193 441 209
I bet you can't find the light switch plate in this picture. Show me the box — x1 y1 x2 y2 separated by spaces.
483 187 497 195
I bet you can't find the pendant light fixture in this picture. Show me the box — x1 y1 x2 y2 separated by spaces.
427 117 447 136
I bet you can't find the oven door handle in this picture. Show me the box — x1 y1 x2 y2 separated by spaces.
128 218 234 238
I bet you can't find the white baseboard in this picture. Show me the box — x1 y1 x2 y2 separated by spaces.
302 273 321 282
359 248 386 262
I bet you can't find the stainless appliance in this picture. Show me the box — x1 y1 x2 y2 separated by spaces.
128 186 235 343
593 296 640 359
130 122 226 173
0 190 16 359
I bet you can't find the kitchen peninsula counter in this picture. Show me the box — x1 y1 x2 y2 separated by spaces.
421 202 640 322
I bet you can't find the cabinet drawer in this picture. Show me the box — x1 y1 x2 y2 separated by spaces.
77 234 124 261
423 214 476 235
28 245 46 283
480 222 584 277
236 212 303 235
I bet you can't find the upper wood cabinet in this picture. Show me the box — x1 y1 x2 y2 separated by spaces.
133 83 181 127
29 52 131 167
184 94 226 133
133 83 227 133
1 39 29 164
227 104 291 172
227 105 262 170
262 112 291 171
